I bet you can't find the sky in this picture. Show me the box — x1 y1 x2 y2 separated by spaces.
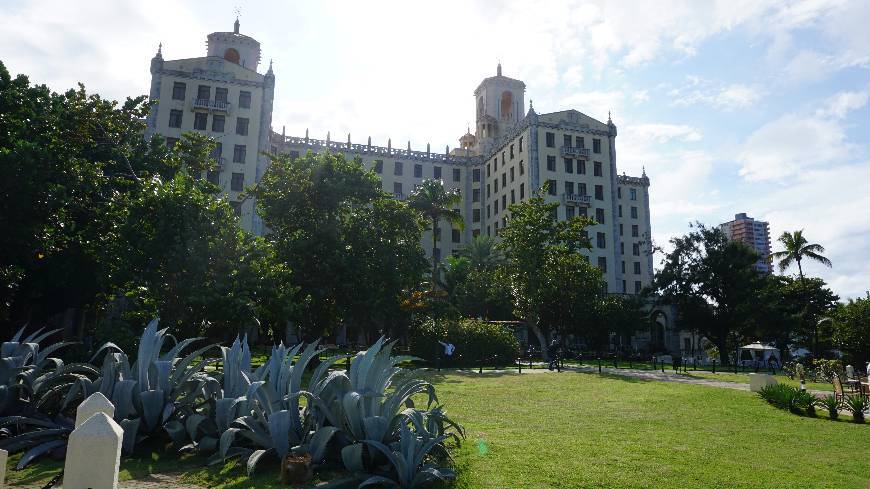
2 0 869 299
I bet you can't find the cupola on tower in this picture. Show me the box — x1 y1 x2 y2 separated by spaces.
206 18 261 70
473 63 525 151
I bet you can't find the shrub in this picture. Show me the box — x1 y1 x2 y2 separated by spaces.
844 395 867 423
819 394 840 420
409 318 520 368
793 390 817 417
758 384 799 411
812 359 844 383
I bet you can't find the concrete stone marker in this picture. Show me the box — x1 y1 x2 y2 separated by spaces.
63 412 123 489
749 373 778 392
1 448 7 486
75 391 116 428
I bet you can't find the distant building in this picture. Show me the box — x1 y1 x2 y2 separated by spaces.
719 213 772 273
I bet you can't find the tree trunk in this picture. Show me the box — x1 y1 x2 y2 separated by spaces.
529 320 549 360
431 216 438 290
714 336 730 366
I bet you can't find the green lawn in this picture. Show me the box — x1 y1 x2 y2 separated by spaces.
5 371 867 488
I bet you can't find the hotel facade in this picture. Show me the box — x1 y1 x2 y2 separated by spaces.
145 22 654 296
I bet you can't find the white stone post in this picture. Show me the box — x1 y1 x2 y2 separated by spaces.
75 392 115 428
749 373 778 392
63 412 123 489
1 448 7 486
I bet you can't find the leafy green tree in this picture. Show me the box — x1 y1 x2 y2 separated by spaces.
407 179 463 289
254 151 426 339
757 275 838 359
591 294 647 353
653 224 764 364
771 230 832 281
831 296 870 365
537 252 606 347
497 190 598 357
459 235 503 270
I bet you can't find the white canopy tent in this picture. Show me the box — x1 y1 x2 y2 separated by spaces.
739 342 781 366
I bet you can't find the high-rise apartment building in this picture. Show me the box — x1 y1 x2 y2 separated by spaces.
719 213 772 273
146 22 654 295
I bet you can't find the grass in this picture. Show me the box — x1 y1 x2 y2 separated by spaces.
5 371 867 488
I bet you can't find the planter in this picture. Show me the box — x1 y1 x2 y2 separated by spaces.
280 452 313 484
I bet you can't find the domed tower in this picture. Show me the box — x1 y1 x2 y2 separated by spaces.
206 18 261 70
459 127 477 150
473 63 525 152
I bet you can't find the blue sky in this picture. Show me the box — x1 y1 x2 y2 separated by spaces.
2 0 868 298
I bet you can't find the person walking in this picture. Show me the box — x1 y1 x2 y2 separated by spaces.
548 336 561 371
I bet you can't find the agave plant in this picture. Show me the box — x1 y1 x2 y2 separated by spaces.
216 340 347 473
93 318 218 453
844 395 867 423
1 327 85 416
819 394 840 420
356 423 456 489
0 414 74 469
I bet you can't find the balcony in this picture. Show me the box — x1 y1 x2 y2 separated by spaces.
192 98 231 113
560 146 591 159
563 193 591 207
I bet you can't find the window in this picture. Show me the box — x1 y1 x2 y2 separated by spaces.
453 168 461 182
519 136 524 152
519 161 525 175
511 189 516 204
621 261 626 274
546 132 555 147
620 242 625 255
619 223 623 236
197 85 210 101
597 232 606 248
231 173 244 191
235 117 249 136
494 179 499 192
172 82 186 100
374 160 383 173
563 134 572 147
635 281 642 294
578 160 586 174
212 114 225 132
394 161 403 176
289 151 299 160
239 91 251 109
622 280 627 293
565 182 574 195
596 208 605 224
434 248 441 261
207 170 220 185
501 195 506 210
547 156 556 171
486 184 491 198
594 184 604 200
579 207 588 217
566 206 576 218
472 189 480 202
233 144 246 163
564 158 574 173
473 228 480 238
634 262 641 274
194 112 207 130
494 200 499 215
210 143 222 159
393 182 402 196
632 225 639 237
547 180 557 196
452 229 461 243
486 164 490 178
510 144 515 159
579 183 587 196
215 87 227 103
593 138 601 153
414 164 422 178
472 168 480 182
633 243 640 256
594 161 603 177
520 183 525 199
166 137 179 148
502 152 506 165
486 205 490 218
168 109 183 128
493 158 498 171
230 201 241 216
510 167 515 182
618 205 623 218
631 206 638 219
473 208 481 222
576 136 585 148
630 188 638 200
597 257 607 272
618 188 622 199
501 173 506 187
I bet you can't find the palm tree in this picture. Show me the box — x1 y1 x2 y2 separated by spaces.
770 230 832 282
460 235 503 270
408 179 463 289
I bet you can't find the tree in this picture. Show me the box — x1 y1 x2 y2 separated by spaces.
831 296 870 365
653 224 764 365
757 275 838 359
254 151 426 339
536 252 606 347
497 190 599 358
591 294 647 353
771 230 832 281
459 235 503 270
407 179 463 289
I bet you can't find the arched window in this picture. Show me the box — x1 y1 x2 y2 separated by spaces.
224 48 240 64
500 91 513 120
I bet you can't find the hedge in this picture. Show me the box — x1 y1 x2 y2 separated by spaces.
409 318 520 367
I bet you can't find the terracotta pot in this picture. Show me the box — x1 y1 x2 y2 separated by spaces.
280 452 313 484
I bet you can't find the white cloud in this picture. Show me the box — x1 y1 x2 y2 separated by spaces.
814 90 869 119
628 124 702 143
670 79 764 110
